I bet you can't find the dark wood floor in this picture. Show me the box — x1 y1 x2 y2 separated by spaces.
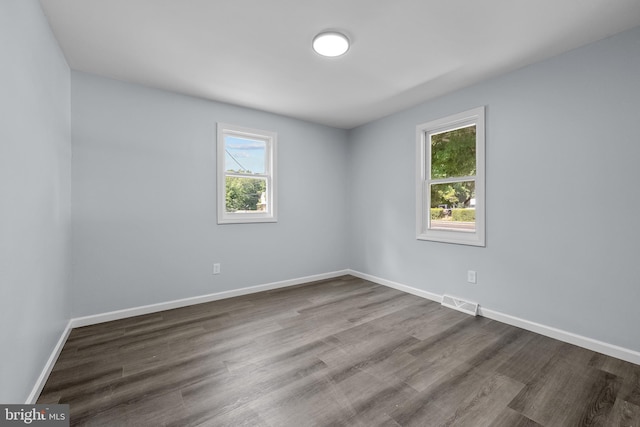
38 275 640 426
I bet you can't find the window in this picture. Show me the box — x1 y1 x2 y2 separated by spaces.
416 107 485 246
217 123 277 224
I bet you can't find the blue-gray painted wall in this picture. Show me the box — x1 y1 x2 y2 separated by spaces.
70 72 350 317
348 26 640 352
0 0 72 403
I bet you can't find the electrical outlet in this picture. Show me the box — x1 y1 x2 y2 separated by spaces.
467 270 476 284
213 263 221 275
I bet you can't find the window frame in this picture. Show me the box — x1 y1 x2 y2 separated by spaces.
415 106 485 246
217 123 277 224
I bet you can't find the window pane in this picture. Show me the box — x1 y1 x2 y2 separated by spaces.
430 125 476 179
430 181 476 231
224 136 266 174
225 176 267 213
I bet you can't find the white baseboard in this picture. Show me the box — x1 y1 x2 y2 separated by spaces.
26 320 73 404
348 269 640 366
348 270 442 303
70 270 350 328
478 307 640 365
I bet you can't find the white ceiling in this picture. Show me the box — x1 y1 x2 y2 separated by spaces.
39 0 640 129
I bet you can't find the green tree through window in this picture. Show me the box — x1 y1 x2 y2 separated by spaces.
430 126 476 208
225 174 266 212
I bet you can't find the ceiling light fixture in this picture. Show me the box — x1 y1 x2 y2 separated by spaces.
312 31 350 57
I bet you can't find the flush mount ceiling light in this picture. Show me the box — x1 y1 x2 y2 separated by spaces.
312 31 350 57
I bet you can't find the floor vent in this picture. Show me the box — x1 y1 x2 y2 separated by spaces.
441 295 479 316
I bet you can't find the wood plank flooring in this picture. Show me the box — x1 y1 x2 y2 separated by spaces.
38 275 640 426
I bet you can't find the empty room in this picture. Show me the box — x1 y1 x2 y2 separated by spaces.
2 0 640 425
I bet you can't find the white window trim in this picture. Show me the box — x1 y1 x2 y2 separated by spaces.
217 123 277 224
415 106 485 246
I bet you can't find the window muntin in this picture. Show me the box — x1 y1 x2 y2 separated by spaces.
217 123 277 224
416 107 485 246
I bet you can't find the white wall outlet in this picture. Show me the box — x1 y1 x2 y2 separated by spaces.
467 270 477 284
213 263 221 275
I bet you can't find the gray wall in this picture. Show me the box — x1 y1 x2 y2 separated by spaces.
71 72 349 317
348 26 640 352
0 0 71 402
